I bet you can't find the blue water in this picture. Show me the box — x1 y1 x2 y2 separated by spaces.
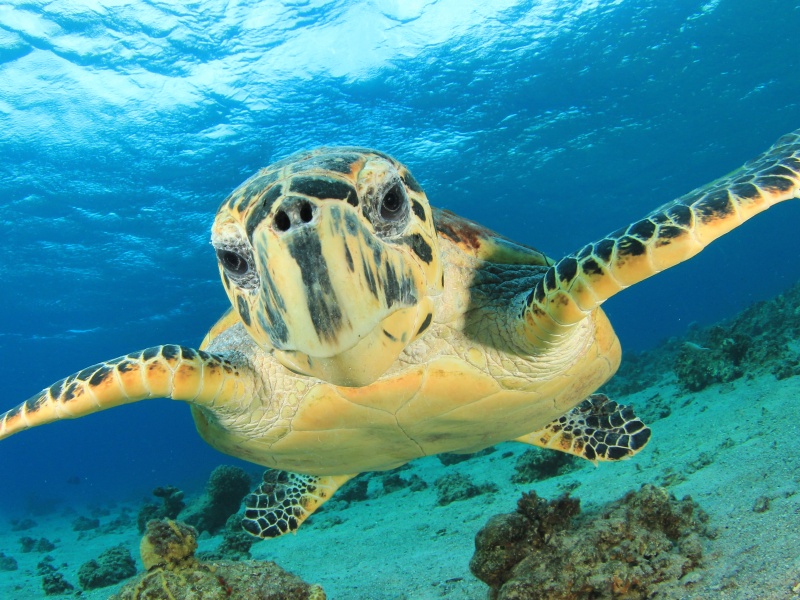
1 0 799 514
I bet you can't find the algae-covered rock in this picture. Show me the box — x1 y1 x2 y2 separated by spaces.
78 544 137 590
112 559 326 600
470 485 711 600
113 517 324 600
182 466 252 534
140 519 198 570
38 560 74 595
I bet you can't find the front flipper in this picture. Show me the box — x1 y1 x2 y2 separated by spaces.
242 471 355 538
0 345 250 440
516 393 651 463
524 129 800 347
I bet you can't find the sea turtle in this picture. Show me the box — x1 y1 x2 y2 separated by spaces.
1 130 798 539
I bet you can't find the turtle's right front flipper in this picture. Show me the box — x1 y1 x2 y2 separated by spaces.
523 129 800 347
0 345 250 440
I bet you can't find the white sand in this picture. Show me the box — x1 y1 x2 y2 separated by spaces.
1 369 799 599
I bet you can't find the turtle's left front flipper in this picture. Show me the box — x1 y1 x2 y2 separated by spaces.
0 345 251 440
524 129 800 347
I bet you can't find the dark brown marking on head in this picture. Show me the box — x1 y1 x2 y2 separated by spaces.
258 276 290 345
411 199 426 222
344 244 354 271
381 261 418 309
416 312 433 336
382 329 397 342
246 184 283 239
405 233 433 264
289 176 356 203
302 154 362 174
237 295 252 326
287 229 343 342
401 170 423 193
142 347 159 361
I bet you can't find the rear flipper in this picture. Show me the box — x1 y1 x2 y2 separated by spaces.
242 471 355 538
516 393 651 463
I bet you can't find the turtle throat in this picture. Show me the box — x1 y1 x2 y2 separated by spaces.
273 299 432 387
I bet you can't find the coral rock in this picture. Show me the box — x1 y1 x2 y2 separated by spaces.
470 485 711 600
78 544 137 590
140 519 198 570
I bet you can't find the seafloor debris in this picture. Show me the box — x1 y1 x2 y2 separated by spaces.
181 466 252 535
112 518 325 600
470 485 711 600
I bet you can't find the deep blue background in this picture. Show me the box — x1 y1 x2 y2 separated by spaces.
1 0 799 512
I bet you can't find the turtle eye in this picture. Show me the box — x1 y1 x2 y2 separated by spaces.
217 249 249 276
380 184 406 221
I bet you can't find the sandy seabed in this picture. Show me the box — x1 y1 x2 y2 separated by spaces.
1 364 799 599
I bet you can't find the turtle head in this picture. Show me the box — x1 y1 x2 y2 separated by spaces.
211 148 442 387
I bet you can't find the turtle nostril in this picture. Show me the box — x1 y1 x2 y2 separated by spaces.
299 202 313 223
274 210 291 232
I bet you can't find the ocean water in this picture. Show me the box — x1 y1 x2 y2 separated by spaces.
0 0 799 585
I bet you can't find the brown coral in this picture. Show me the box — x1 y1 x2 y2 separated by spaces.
470 485 711 600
